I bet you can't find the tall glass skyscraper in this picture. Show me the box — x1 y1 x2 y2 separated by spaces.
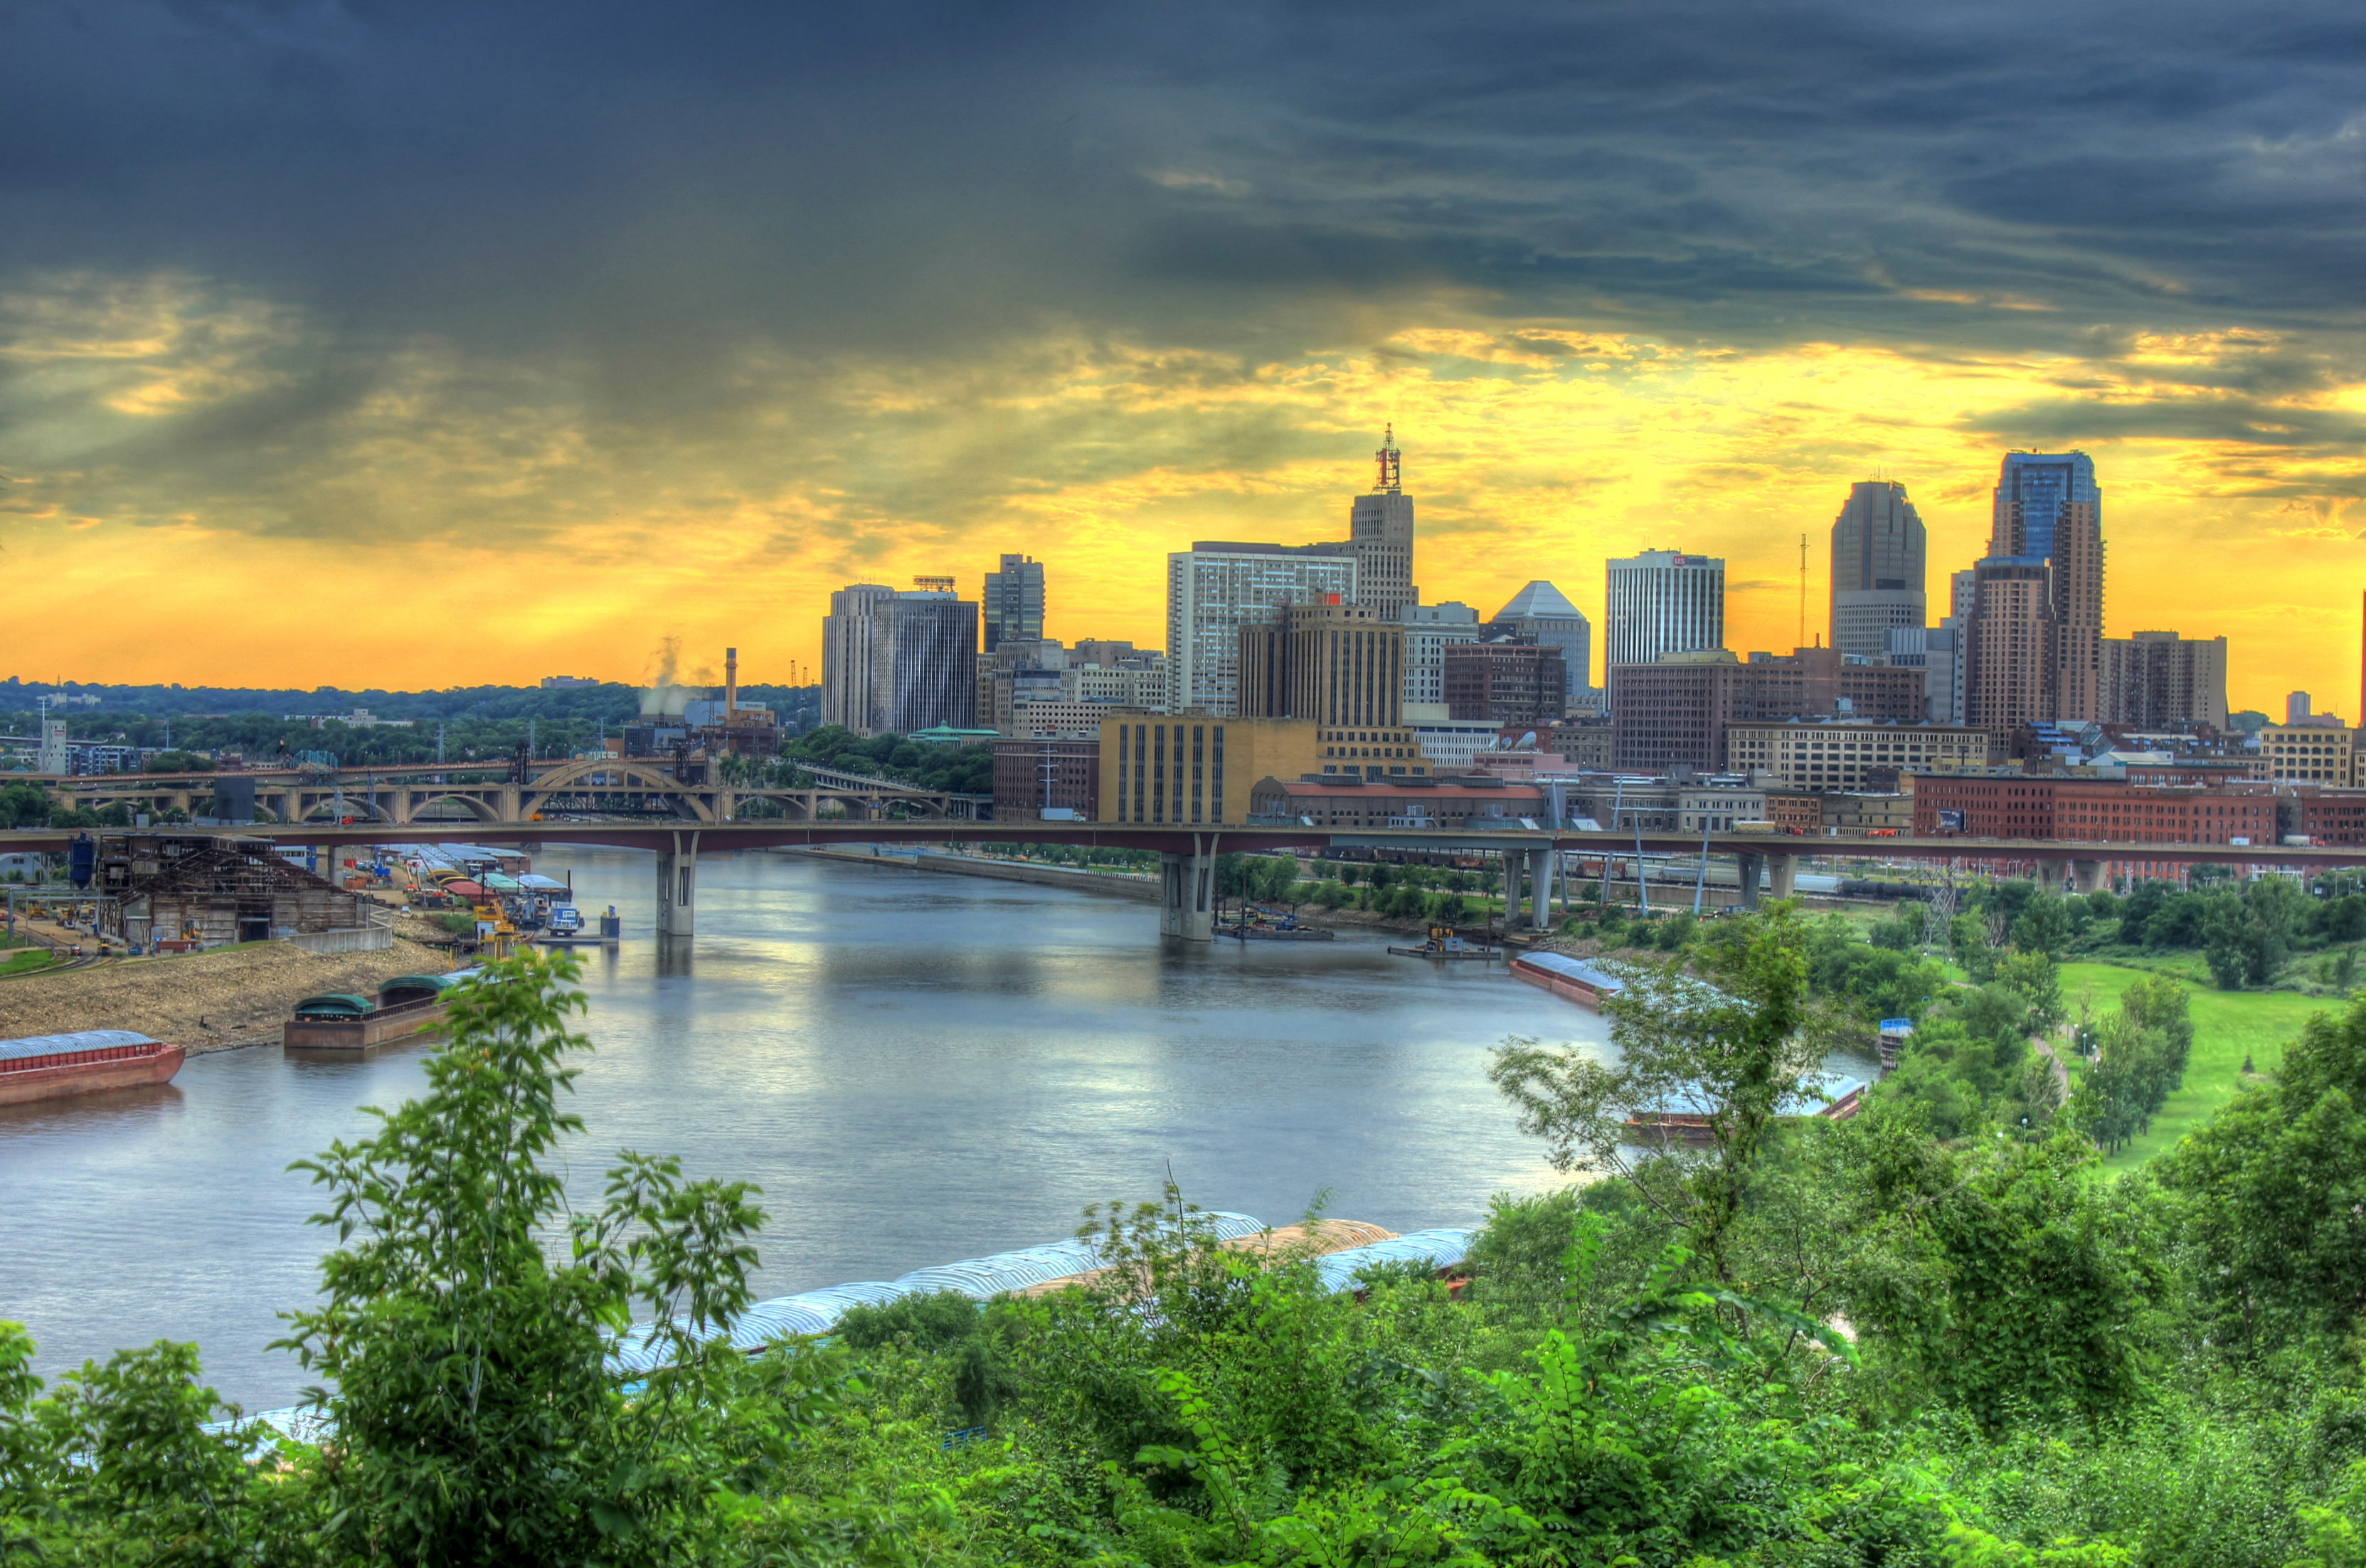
1964 450 2105 735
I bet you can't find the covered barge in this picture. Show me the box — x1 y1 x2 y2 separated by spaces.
0 1030 185 1107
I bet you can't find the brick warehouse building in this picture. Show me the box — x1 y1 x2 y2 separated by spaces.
1914 774 2277 856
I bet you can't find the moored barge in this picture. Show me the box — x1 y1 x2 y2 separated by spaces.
282 970 479 1055
1509 950 1623 1005
0 1030 185 1106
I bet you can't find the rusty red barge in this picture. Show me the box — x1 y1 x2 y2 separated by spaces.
0 1029 185 1107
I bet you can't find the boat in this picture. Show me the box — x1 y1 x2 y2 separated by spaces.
1389 924 1502 960
283 969 479 1055
0 1029 185 1106
1509 950 1624 1005
534 903 623 947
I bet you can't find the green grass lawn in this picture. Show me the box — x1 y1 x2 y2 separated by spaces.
2058 960 2342 1171
0 948 58 980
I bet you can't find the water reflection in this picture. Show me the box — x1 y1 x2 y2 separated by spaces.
1 848 1605 1409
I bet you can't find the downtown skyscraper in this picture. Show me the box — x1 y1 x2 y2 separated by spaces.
1827 480 1926 659
1603 550 1725 709
1963 451 2105 738
1347 425 1417 620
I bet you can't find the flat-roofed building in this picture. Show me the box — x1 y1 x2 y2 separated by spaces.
1444 638 1566 725
992 737 1099 820
2259 722 2357 787
1725 720 1988 793
1167 542 1357 716
1248 775 1543 830
1608 646 1926 775
1096 713 1320 826
1237 598 1405 730
2101 630 2229 730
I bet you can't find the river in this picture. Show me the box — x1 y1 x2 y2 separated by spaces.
0 847 1613 1411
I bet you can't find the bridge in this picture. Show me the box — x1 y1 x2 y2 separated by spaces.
8 819 2362 944
28 756 990 826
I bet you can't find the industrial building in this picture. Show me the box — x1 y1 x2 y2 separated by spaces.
90 833 381 948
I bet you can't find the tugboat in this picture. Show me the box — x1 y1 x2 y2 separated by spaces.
1216 904 1335 941
1389 924 1502 960
0 1030 185 1106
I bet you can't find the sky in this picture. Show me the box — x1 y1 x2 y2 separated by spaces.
3 0 2362 711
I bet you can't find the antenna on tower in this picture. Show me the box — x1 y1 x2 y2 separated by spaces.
1799 532 1808 648
1373 424 1401 494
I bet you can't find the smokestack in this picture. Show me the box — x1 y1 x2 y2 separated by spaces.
726 647 738 719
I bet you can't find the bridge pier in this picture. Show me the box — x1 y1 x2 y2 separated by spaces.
2035 860 2067 894
2070 859 2106 896
1517 844 1555 929
1159 835 1216 941
1766 854 1798 902
1737 852 1764 910
654 831 699 938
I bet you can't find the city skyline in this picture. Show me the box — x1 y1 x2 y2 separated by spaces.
6 7 2360 711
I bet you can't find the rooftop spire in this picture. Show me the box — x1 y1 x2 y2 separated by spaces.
1372 423 1401 494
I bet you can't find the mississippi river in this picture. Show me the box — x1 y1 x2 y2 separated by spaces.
1 847 1609 1409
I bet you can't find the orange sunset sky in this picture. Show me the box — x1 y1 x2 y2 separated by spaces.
4 7 2362 713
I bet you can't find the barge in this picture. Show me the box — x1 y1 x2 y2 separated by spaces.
1627 1076 1868 1145
282 970 477 1055
0 1030 185 1106
1509 949 1623 1005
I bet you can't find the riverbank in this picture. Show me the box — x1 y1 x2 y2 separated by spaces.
0 936 451 1055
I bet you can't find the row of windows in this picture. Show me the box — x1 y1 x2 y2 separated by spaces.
1112 722 1226 825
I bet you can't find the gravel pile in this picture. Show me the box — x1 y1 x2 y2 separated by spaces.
0 937 452 1056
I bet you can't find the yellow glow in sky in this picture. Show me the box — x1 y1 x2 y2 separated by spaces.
5 272 2360 716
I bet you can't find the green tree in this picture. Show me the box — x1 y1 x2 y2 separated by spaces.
277 948 771 1564
1489 906 1843 1283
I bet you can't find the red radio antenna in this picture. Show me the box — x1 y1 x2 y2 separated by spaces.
1372 424 1401 494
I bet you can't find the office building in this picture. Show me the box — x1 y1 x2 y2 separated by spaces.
1829 480 1927 659
820 582 979 736
2100 632 2229 731
981 554 1046 653
1725 719 1988 792
1963 451 2105 736
1097 713 1321 825
1607 647 1925 776
2259 723 2357 787
1165 541 1357 716
2288 692 2315 726
992 736 1100 820
1236 598 1405 730
1403 702 1507 773
1443 638 1566 726
1347 426 1418 618
1489 581 1592 701
1887 626 1963 726
1402 602 1481 708
1604 551 1724 695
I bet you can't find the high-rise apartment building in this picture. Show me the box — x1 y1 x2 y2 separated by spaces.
2100 632 2229 731
1828 480 1926 659
1963 557 2054 741
1401 601 1480 708
981 553 1046 652
1963 451 2105 738
1236 598 1404 730
820 582 980 736
1347 426 1417 619
1489 581 1592 700
1604 551 1724 704
1165 541 1356 716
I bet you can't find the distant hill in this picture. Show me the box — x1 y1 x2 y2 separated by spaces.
0 677 818 723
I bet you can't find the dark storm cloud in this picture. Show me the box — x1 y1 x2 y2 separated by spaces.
9 0 2362 354
5 0 2365 541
